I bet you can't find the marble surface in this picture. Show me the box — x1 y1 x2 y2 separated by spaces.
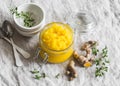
0 0 120 86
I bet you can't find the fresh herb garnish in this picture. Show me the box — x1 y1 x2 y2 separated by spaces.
34 73 46 80
30 69 39 74
10 7 35 27
102 46 108 57
10 7 20 17
95 46 109 77
92 47 99 55
55 73 60 79
31 69 46 80
34 74 41 80
41 73 46 78
91 42 99 56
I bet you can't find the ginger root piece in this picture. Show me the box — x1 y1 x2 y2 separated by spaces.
66 60 77 81
73 51 79 58
73 51 87 66
73 51 93 67
81 41 98 50
66 41 98 81
85 48 91 58
81 43 91 50
74 41 98 67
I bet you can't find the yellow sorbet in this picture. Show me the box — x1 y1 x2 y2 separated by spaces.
42 23 73 51
40 22 74 63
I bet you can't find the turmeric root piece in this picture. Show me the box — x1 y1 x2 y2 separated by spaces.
73 51 87 66
81 43 91 50
66 60 77 81
81 41 98 59
84 61 92 67
74 41 98 67
73 51 93 67
85 48 91 58
81 41 98 50
73 51 79 58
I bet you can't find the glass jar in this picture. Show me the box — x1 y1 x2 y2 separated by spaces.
38 22 74 63
66 10 97 45
67 10 97 35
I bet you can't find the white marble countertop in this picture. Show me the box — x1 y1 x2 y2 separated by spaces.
0 0 120 86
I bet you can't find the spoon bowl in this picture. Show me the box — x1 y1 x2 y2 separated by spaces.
2 20 14 38
2 20 23 66
0 26 30 59
0 27 5 38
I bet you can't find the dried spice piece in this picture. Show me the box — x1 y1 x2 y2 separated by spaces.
73 51 94 67
66 60 77 81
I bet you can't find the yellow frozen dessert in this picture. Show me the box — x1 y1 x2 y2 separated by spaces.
40 22 74 63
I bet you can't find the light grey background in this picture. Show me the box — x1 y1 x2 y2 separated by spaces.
0 0 120 86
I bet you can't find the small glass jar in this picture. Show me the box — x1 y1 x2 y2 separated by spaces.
67 10 97 35
37 22 74 63
66 10 97 45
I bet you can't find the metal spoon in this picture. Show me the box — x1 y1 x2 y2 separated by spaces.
0 27 9 40
0 27 14 44
2 20 23 66
2 20 30 59
0 27 30 59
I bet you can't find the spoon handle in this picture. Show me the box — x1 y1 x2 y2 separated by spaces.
10 38 23 66
3 37 30 59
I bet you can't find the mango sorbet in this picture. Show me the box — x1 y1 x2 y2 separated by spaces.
40 22 74 63
42 23 73 51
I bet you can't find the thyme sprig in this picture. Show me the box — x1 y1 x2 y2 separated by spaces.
31 69 46 80
92 47 99 56
94 46 109 77
55 73 60 79
10 7 35 27
92 42 99 56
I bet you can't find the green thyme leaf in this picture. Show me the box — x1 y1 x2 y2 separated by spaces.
30 69 39 74
55 73 60 79
105 60 110 63
95 46 109 77
41 73 46 78
34 74 41 80
10 7 35 27
94 58 101 66
102 46 108 57
34 73 46 80
31 69 46 80
92 47 99 55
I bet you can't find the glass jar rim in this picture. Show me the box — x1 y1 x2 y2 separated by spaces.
66 10 97 32
39 22 74 52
